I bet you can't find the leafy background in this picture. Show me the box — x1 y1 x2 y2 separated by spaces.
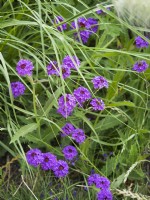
0 0 150 199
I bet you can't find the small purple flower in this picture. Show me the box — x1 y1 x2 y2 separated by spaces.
97 189 113 200
72 128 86 144
74 30 91 44
53 160 69 178
41 152 57 170
57 106 73 118
57 94 76 118
87 18 98 33
61 123 75 137
63 55 80 70
88 173 101 188
132 60 149 73
71 18 88 29
92 76 109 89
58 94 76 108
59 65 71 79
90 98 105 111
47 61 59 75
26 149 44 167
11 81 26 98
135 36 149 48
73 86 91 106
54 16 67 32
62 145 78 161
98 177 111 189
16 59 34 76
96 7 111 15
71 17 98 44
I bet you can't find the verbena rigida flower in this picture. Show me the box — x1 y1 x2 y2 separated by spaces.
59 65 71 79
72 128 86 144
92 76 109 89
54 16 67 32
87 18 99 33
88 174 110 189
41 152 57 171
57 94 76 118
26 149 44 167
132 60 149 73
63 55 80 70
75 30 91 44
11 81 26 98
88 173 102 188
61 123 75 137
62 145 78 161
53 160 69 178
73 86 91 106
47 61 59 76
97 189 113 200
90 98 105 111
71 17 98 43
16 59 34 76
135 36 149 48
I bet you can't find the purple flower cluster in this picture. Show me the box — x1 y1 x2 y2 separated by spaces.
41 152 57 170
26 148 44 167
62 145 78 161
53 160 69 178
87 173 112 200
132 60 149 73
61 123 75 137
71 17 98 44
73 86 91 106
90 98 105 111
97 189 113 200
72 128 86 144
11 58 35 98
61 123 86 144
57 94 76 118
47 61 59 75
63 55 80 70
53 16 67 32
57 83 107 117
92 76 109 89
16 59 34 76
47 55 80 79
26 149 69 178
11 81 26 98
135 36 149 48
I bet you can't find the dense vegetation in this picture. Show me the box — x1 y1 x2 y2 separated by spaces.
0 0 150 199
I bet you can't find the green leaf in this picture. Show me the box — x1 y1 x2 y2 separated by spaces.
111 173 126 189
95 115 126 131
10 123 38 143
108 101 135 107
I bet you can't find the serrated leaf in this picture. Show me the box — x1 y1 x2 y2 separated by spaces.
10 123 38 143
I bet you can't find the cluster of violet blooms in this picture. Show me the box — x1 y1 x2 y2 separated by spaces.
61 122 85 144
26 145 78 178
47 55 108 118
54 16 98 44
57 81 108 118
61 123 113 199
53 7 111 44
87 172 113 200
133 36 149 73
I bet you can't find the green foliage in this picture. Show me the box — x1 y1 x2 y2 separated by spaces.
0 0 150 199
